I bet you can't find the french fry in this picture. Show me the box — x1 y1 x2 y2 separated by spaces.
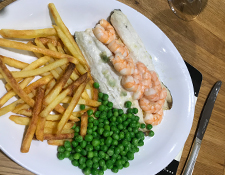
45 79 56 96
16 109 32 117
36 117 46 141
21 87 44 153
48 3 88 66
47 139 72 146
0 77 34 108
5 56 51 91
27 41 43 58
9 115 30 125
0 58 69 79
38 37 58 46
44 63 75 105
0 93 34 117
61 97 101 107
57 78 89 134
0 57 34 107
0 38 79 64
40 73 87 118
80 112 88 138
44 129 75 134
0 55 29 69
0 28 57 39
43 133 74 140
53 25 86 66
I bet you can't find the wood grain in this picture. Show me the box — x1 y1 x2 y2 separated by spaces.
0 0 225 175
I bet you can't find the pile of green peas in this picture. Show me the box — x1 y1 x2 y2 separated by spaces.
57 82 154 175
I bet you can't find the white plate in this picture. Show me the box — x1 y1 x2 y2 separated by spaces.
0 0 195 174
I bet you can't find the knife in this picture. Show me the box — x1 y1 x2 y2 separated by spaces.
181 80 222 175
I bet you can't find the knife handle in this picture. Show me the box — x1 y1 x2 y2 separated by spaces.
181 137 202 175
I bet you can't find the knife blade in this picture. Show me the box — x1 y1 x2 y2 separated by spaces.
182 80 222 175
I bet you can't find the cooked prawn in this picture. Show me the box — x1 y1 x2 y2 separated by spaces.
144 109 163 126
139 87 167 113
144 70 162 101
111 53 135 75
108 39 129 57
136 62 152 89
93 19 116 44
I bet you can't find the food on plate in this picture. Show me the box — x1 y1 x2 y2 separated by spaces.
0 2 173 174
0 3 101 153
75 10 172 128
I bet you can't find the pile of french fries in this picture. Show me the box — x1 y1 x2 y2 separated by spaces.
0 3 100 153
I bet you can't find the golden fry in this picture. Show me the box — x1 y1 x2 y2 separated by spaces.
0 57 34 107
47 139 72 146
0 38 78 64
44 63 75 105
0 55 29 69
43 133 74 140
80 112 88 138
21 87 44 153
0 28 57 39
57 78 89 134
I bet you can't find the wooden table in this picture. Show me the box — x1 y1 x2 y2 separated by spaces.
0 0 225 175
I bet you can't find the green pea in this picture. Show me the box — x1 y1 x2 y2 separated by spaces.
102 100 108 105
79 156 86 164
75 135 83 142
112 133 119 140
57 146 65 153
80 104 85 110
125 101 132 108
88 123 94 128
83 167 91 175
121 114 127 121
98 119 104 123
98 159 105 167
81 149 87 156
127 113 132 118
140 123 146 129
98 98 102 102
112 139 118 146
94 111 101 118
91 168 99 175
86 128 92 135
98 92 103 99
75 146 82 153
85 134 93 141
99 151 106 159
107 148 114 156
92 157 99 163
130 132 135 138
100 164 107 171
102 94 109 101
134 115 139 121
146 124 153 130
57 152 65 160
86 144 93 151
107 101 113 107
92 139 100 147
118 124 123 130
104 137 112 146
97 128 104 135
93 82 99 89
133 127 139 134
127 151 134 160
98 105 105 111
88 117 94 123
73 152 81 160
87 109 93 116
79 163 86 169
64 140 71 148
149 130 155 137
104 124 110 131
69 154 74 161
71 140 78 148
87 151 94 159
112 166 119 173
72 159 79 166
92 131 98 138
106 160 113 169
133 108 138 114
100 145 108 152
103 130 110 137
98 169 104 175
124 161 130 168
116 116 123 123
94 145 100 151
93 162 99 169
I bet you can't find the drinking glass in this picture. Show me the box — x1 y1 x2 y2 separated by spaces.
168 0 202 21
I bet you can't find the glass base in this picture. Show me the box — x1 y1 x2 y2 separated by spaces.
168 0 202 21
